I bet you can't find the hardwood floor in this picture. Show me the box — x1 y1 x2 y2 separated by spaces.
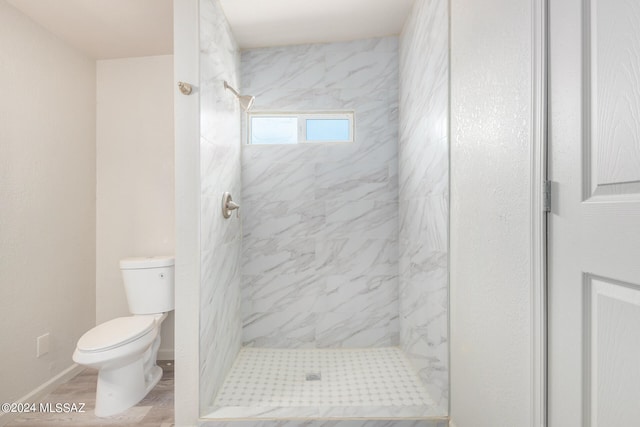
6 361 174 427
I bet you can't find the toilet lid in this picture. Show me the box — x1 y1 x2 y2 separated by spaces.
77 316 156 352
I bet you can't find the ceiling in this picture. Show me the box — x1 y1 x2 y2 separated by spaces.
219 0 415 49
6 0 173 59
6 0 414 59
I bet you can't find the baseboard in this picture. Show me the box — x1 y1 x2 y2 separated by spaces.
158 348 175 361
0 364 84 427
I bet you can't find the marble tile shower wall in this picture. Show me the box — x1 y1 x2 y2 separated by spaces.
240 38 399 349
398 0 449 412
199 0 243 413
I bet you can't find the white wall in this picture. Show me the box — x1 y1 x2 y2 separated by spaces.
96 55 175 358
450 0 533 425
0 0 96 409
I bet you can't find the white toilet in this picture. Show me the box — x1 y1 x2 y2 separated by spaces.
73 256 174 417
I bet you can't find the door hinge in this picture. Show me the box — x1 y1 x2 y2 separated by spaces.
543 180 551 212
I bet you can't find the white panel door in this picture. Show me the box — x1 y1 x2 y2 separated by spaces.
549 0 640 426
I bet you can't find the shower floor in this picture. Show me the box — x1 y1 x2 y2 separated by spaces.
203 347 442 419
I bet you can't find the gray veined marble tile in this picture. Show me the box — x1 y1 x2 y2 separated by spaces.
242 237 316 276
198 0 243 414
343 136 399 166
200 138 240 190
398 135 448 198
314 161 392 202
348 96 397 133
325 275 398 315
322 200 398 240
402 283 447 333
242 199 326 240
240 36 401 350
315 160 388 186
243 141 329 164
241 44 327 90
325 49 398 92
398 0 450 410
405 251 448 287
399 195 448 253
242 161 316 203
402 328 448 413
243 312 316 348
316 405 436 419
206 102 241 142
316 312 397 348
246 87 344 112
320 36 399 56
315 237 398 278
200 0 237 54
205 405 320 419
243 272 327 314
202 194 242 247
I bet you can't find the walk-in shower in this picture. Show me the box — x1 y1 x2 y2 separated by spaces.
194 0 449 424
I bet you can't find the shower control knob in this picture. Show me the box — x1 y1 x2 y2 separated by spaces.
222 192 240 219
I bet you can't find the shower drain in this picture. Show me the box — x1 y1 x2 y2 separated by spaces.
305 372 321 381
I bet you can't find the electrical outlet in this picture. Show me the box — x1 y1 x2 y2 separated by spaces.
37 333 50 358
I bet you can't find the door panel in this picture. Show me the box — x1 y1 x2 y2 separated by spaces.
587 275 640 426
587 0 640 198
549 0 640 425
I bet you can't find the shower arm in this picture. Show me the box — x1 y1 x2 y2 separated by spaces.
223 81 241 98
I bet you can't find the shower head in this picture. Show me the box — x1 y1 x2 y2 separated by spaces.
224 81 255 111
238 95 255 112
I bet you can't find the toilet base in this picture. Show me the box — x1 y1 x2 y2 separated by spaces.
94 360 163 417
92 329 164 418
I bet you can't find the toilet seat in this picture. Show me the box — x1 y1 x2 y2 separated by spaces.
77 316 157 353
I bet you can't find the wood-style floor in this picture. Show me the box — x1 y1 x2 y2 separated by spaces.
6 360 174 427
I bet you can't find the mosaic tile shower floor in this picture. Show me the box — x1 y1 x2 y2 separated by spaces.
204 347 441 419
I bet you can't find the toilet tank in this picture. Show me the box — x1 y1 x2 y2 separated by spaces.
120 256 175 314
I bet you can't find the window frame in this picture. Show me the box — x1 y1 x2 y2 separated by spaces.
247 111 355 145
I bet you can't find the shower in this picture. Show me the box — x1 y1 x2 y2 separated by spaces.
223 80 255 111
192 0 449 423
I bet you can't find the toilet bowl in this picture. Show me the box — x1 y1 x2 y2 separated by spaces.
73 256 174 417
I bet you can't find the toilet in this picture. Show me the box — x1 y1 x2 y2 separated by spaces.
73 256 174 417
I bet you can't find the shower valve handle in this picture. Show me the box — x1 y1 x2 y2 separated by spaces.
222 192 240 219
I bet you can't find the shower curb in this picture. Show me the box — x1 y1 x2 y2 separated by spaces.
198 417 450 427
